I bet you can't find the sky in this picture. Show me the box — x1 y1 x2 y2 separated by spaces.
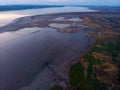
0 0 119 6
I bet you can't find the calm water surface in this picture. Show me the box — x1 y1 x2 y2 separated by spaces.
0 6 95 90
0 27 92 90
0 6 96 26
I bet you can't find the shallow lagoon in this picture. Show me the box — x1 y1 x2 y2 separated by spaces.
0 26 92 90
0 6 96 90
0 6 96 26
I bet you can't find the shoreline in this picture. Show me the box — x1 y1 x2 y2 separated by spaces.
0 12 96 90
0 11 119 90
1 11 120 33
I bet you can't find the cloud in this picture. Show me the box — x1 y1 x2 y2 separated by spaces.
48 0 63 1
0 0 119 6
0 0 87 4
47 0 84 2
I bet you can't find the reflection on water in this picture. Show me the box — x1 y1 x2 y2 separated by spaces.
14 27 43 35
0 26 91 90
0 6 96 26
51 17 83 22
67 17 83 22
0 6 96 90
0 32 21 44
0 14 28 26
49 23 71 29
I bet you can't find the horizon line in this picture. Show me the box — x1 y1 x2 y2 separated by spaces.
0 4 120 7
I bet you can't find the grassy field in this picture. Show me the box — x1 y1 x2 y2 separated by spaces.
69 34 120 90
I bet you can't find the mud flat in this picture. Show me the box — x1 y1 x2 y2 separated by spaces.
0 13 95 90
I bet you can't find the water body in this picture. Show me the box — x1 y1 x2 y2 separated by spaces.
0 6 96 26
0 27 93 90
0 6 95 90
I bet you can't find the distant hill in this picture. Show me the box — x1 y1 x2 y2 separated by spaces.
0 5 119 12
0 5 64 12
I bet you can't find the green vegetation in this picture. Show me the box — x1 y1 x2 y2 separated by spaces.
69 35 120 90
70 54 107 90
93 36 120 65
